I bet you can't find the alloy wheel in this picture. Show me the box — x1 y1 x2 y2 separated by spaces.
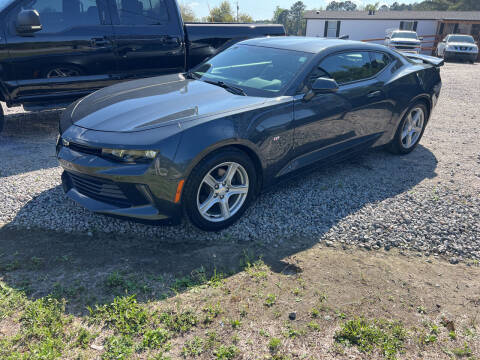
401 107 424 149
196 162 249 223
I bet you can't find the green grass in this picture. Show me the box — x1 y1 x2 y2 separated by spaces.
142 328 171 350
214 344 238 359
74 328 97 349
264 294 276 307
452 342 473 358
334 317 407 360
268 337 281 352
102 335 134 360
181 336 205 357
157 309 198 333
88 295 148 335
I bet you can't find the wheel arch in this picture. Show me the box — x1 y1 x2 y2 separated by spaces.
182 140 265 193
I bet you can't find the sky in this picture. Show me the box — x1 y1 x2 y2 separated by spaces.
181 0 419 20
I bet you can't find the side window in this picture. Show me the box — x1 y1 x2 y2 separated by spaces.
113 0 169 25
370 52 392 76
319 52 372 85
8 0 109 34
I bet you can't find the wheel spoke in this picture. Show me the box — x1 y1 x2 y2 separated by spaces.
225 163 239 185
219 199 230 219
406 133 412 147
203 174 218 189
199 195 219 215
401 128 409 140
413 126 423 133
228 185 248 196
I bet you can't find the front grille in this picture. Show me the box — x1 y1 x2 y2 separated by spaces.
68 142 102 156
394 42 417 47
67 172 132 208
396 46 417 50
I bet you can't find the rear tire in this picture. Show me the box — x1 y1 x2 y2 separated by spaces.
387 102 428 155
0 104 4 133
183 148 257 231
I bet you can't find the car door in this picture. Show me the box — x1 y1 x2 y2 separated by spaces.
291 51 393 170
108 0 186 79
3 0 118 106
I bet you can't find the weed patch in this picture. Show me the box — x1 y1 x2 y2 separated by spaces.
334 317 406 359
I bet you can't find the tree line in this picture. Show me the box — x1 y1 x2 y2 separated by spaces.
180 0 480 35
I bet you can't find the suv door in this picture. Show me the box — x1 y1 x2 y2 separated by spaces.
3 0 117 106
108 0 185 79
293 51 394 165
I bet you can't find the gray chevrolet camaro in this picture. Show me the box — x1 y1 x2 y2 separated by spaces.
57 37 443 231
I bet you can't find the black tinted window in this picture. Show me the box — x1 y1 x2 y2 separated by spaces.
10 0 109 33
319 52 372 84
370 52 392 75
114 0 169 25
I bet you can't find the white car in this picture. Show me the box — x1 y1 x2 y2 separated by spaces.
436 34 478 63
385 30 422 54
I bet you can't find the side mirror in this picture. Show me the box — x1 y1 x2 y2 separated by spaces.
312 77 339 93
418 37 424 41
304 77 339 101
16 9 42 35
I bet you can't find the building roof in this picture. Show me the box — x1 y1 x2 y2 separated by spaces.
304 10 480 21
240 36 383 54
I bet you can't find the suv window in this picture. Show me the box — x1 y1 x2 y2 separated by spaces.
8 0 109 34
319 52 373 85
113 0 169 25
370 52 392 76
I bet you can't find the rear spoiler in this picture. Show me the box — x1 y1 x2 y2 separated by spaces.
404 53 444 67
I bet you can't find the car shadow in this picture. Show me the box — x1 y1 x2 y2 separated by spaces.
0 107 61 177
0 144 438 315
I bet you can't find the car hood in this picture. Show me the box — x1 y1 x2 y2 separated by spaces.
70 74 267 132
447 42 478 48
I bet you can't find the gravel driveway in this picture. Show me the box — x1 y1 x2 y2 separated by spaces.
1 63 479 262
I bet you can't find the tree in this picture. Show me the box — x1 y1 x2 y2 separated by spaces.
289 1 307 36
208 1 234 22
365 2 380 11
389 2 413 10
326 1 357 11
179 3 196 22
238 13 253 22
273 6 289 25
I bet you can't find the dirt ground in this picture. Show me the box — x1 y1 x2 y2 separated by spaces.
0 225 479 359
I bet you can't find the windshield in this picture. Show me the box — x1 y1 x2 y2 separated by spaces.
0 0 13 11
190 45 313 97
448 35 475 43
392 32 418 39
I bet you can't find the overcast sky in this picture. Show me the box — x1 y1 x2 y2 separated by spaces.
181 0 418 20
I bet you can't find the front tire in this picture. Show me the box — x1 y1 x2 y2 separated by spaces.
183 148 257 231
387 102 428 155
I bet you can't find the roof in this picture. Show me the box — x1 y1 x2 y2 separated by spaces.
304 10 480 21
240 36 382 54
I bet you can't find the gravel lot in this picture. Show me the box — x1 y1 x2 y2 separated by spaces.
1 63 479 261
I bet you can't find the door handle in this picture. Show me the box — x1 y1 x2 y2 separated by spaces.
367 90 382 98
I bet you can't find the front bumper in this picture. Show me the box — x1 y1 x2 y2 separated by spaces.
444 51 477 62
57 143 182 224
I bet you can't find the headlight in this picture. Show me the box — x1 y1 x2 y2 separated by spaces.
446 45 456 51
102 149 158 163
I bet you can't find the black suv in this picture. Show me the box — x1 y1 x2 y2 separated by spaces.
0 0 285 131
